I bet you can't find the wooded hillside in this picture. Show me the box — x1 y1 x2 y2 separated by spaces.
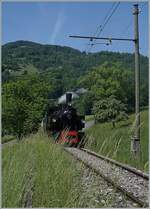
2 41 149 138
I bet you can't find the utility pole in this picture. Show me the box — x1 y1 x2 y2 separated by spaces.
69 4 141 157
131 4 140 157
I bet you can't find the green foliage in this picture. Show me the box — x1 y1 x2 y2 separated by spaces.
2 73 56 139
73 92 95 115
78 62 135 114
85 115 94 121
80 62 131 99
2 41 148 137
2 41 148 104
85 110 148 171
92 96 128 127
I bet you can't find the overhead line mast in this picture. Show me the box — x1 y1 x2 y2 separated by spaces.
69 4 141 158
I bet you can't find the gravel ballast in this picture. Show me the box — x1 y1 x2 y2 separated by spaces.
76 167 140 208
65 147 149 207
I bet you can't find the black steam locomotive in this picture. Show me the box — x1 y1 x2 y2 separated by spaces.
43 93 85 147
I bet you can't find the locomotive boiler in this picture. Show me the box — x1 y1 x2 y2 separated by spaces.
43 92 85 147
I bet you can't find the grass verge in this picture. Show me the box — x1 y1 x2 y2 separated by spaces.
85 110 148 171
2 135 16 144
2 133 82 207
85 115 94 121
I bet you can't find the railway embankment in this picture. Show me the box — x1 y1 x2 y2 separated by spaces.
65 147 149 207
75 166 140 208
85 110 148 171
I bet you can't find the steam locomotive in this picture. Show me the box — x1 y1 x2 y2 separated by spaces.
43 93 85 147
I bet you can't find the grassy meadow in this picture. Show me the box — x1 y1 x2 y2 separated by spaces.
85 115 94 121
2 110 148 207
2 135 16 144
85 110 148 171
2 133 82 208
2 132 138 208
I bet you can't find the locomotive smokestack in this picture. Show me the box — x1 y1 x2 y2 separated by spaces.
66 93 72 104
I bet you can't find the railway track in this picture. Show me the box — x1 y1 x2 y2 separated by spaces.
65 147 149 207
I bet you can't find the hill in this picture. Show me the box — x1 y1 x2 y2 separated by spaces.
2 40 148 84
2 41 148 138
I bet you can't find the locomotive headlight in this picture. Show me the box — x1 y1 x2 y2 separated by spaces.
52 118 56 122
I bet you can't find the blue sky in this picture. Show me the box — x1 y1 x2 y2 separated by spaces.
2 1 148 56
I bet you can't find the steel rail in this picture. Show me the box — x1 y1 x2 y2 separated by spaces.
64 147 149 207
81 148 149 179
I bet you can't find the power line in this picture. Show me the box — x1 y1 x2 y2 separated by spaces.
87 3 116 53
140 2 147 11
70 4 142 156
94 2 116 37
87 2 120 53
120 19 132 38
97 2 120 37
85 2 146 53
87 3 118 53
86 3 116 53
120 2 147 39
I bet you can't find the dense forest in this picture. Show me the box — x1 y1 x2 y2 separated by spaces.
2 41 149 138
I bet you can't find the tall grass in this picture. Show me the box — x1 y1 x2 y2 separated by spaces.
2 135 16 143
85 110 148 171
2 133 82 207
85 115 94 121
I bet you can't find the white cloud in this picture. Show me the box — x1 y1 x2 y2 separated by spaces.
50 10 66 44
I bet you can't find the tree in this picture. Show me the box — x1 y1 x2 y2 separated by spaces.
92 96 128 128
78 62 133 114
2 82 29 139
73 92 95 115
2 41 148 110
2 73 55 139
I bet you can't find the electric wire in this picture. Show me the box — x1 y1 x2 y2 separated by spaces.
96 2 120 37
86 2 120 53
85 2 116 53
120 2 147 39
140 2 147 10
86 2 145 54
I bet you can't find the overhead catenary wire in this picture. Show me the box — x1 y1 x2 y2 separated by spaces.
140 1 147 10
120 20 132 38
69 5 142 153
96 2 120 37
87 2 120 53
86 2 117 53
120 2 147 38
85 2 116 53
93 2 116 37
84 2 146 54
121 2 148 36
119 1 147 52
89 2 146 52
